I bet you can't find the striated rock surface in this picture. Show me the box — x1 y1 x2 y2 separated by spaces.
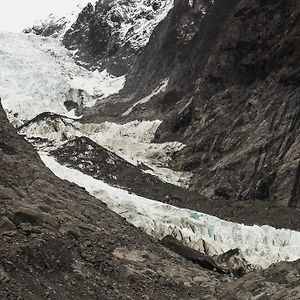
160 0 300 209
122 0 300 210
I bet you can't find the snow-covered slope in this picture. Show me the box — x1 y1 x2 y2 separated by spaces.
41 153 300 270
0 32 125 126
23 0 98 38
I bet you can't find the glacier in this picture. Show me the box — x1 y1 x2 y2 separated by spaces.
40 153 300 270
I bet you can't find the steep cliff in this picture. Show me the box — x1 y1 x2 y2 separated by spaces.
126 0 300 209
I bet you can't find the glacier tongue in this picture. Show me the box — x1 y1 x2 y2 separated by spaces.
40 153 300 270
0 32 125 125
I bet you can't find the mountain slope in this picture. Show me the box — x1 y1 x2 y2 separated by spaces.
62 0 174 75
1 0 300 298
19 0 300 229
23 0 98 38
61 0 300 220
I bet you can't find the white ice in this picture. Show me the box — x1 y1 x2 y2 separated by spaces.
70 69 126 107
0 32 125 125
41 153 300 270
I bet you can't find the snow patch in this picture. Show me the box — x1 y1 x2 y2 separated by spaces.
105 0 174 50
70 69 126 107
24 0 98 39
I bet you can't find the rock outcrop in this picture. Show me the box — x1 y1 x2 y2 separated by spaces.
161 0 300 209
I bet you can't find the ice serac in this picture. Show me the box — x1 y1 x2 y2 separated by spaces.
40 153 300 271
0 32 125 125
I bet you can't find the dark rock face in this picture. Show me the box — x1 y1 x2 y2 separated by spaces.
217 260 300 300
161 235 248 277
161 235 227 274
125 0 300 209
117 0 236 117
